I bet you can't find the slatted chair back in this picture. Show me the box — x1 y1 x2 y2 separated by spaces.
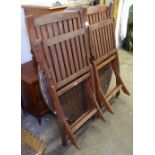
89 18 117 63
26 9 86 60
86 5 116 61
86 5 128 113
34 27 90 92
26 9 92 121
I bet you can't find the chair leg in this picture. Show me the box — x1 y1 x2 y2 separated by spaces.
86 81 105 122
111 60 130 95
99 87 114 114
49 83 80 149
59 121 67 146
91 61 114 114
64 121 81 149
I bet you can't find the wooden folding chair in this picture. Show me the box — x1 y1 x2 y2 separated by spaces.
88 17 130 114
26 9 91 122
26 7 114 119
85 5 122 95
31 15 105 149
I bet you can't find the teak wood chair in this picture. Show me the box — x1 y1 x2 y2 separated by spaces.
32 16 105 149
26 8 114 119
88 17 130 113
26 9 92 122
84 5 116 113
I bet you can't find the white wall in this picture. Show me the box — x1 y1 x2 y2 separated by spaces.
21 8 32 64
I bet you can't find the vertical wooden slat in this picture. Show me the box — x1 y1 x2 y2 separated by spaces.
97 13 106 56
38 25 57 82
106 10 112 51
55 43 66 80
90 15 99 58
109 23 114 50
93 30 100 59
89 30 96 59
77 17 86 67
99 27 105 56
79 35 87 67
63 20 76 74
83 31 89 66
92 14 101 59
73 18 83 69
103 25 109 54
53 22 67 80
88 15 97 59
68 19 79 72
49 45 62 82
88 15 94 25
88 16 91 25
107 24 112 51
58 21 71 77
97 12 105 56
100 26 107 54
43 45 57 83
103 12 111 53
45 24 59 82
95 13 103 57
46 24 53 37
35 26 42 40
110 23 116 49
77 17 82 28
40 25 48 39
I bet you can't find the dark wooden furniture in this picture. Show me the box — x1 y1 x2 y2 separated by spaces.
32 18 105 149
21 60 49 124
21 5 113 121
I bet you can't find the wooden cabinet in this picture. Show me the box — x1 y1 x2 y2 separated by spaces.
21 60 49 124
22 5 67 18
